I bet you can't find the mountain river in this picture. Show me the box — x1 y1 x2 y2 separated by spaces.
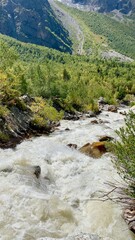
0 107 135 240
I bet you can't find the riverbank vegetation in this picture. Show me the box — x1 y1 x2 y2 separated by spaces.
0 35 135 146
0 35 135 113
56 2 135 59
111 111 135 197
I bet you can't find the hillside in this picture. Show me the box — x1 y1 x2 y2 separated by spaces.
54 1 135 59
0 0 72 53
71 0 135 14
0 34 135 109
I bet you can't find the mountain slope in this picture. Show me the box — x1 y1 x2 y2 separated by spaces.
54 1 135 59
71 0 135 14
0 0 72 52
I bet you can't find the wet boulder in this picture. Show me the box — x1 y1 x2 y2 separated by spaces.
85 111 96 118
91 119 98 124
64 112 80 120
107 105 118 112
91 142 107 158
65 128 70 131
79 141 107 158
99 135 114 142
67 143 78 149
33 165 41 178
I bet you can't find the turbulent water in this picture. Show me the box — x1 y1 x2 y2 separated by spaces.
0 108 135 240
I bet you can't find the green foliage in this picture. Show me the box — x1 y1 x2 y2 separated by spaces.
0 104 10 118
0 131 10 142
0 37 135 113
30 97 63 127
112 111 135 195
56 3 135 59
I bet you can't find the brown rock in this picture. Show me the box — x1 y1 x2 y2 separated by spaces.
79 143 92 155
91 142 107 158
107 105 117 112
91 120 98 124
79 141 107 158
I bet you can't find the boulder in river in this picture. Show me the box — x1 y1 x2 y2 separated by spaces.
107 105 118 112
67 143 78 149
79 141 107 158
91 119 98 124
99 135 114 142
33 166 41 178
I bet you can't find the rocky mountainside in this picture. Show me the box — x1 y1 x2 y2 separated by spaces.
0 0 72 52
72 0 135 14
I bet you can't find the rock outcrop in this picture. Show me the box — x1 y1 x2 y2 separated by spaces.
0 95 58 148
72 0 134 14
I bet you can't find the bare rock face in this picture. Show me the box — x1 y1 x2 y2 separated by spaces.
0 0 72 52
72 0 133 14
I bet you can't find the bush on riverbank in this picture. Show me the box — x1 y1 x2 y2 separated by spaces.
112 111 135 197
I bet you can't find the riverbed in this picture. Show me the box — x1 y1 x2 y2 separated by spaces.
0 108 135 240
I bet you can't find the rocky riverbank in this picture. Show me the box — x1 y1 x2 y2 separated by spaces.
0 95 60 148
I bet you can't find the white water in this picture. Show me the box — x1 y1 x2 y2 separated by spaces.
0 108 135 240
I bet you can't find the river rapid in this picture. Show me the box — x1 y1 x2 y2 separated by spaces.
0 108 135 240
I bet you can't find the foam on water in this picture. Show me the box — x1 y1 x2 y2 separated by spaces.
0 108 135 240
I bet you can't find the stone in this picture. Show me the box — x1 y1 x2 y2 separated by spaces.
91 119 98 124
79 141 107 158
91 142 107 158
98 97 107 105
65 128 70 131
85 111 96 118
33 166 41 178
107 105 118 112
99 135 114 142
67 143 78 149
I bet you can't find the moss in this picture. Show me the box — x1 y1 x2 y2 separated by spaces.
0 131 10 142
0 104 10 118
30 97 63 127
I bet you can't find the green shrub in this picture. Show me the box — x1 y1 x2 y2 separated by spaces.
30 97 63 127
0 104 10 118
111 111 135 196
0 131 10 142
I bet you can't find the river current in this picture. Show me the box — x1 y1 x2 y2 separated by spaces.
0 108 135 240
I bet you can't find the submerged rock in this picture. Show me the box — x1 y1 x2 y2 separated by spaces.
33 166 41 178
